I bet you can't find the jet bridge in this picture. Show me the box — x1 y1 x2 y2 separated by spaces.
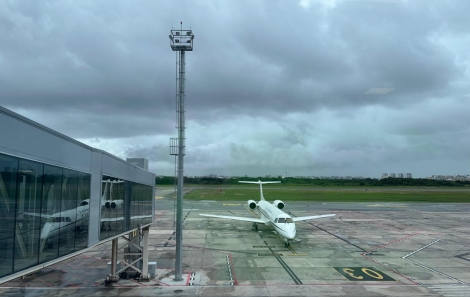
0 106 156 284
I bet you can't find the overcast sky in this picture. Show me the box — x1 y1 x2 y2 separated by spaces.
1 0 469 178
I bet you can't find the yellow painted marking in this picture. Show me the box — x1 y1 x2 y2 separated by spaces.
332 267 396 281
343 268 363 280
223 203 241 206
155 196 163 199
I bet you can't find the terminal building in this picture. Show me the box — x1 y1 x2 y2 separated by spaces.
0 106 156 283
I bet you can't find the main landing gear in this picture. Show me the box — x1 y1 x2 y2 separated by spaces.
252 223 258 231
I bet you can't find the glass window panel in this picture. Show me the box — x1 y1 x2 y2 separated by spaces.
14 159 43 272
144 186 152 225
100 176 128 240
75 173 90 251
131 183 138 229
138 184 142 226
58 169 78 257
39 165 62 263
0 154 18 278
100 176 108 240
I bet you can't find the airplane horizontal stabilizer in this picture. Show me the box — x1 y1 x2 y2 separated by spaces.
292 214 335 222
238 181 281 184
199 214 264 223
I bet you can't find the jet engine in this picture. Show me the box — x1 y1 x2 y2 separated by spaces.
247 200 257 209
105 200 124 209
273 200 285 209
110 200 124 209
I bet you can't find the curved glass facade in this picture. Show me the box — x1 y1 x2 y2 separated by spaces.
0 153 90 278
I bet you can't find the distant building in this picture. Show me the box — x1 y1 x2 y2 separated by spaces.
390 173 397 178
405 173 412 178
381 173 389 179
398 173 404 178
126 158 149 170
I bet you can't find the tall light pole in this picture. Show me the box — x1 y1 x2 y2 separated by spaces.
169 22 194 281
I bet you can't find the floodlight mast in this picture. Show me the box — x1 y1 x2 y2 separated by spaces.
169 22 194 281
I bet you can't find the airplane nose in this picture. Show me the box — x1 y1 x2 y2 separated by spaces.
284 226 296 240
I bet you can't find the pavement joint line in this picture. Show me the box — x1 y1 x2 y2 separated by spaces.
401 240 467 285
260 235 302 285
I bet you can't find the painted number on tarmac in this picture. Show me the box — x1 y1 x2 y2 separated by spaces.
333 267 395 281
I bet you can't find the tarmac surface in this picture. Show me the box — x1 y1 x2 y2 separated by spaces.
1 187 470 296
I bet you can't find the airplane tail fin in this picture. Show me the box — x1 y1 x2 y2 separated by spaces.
238 180 281 201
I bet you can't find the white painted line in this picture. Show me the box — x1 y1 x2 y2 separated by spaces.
402 239 441 259
429 286 470 289
402 239 466 284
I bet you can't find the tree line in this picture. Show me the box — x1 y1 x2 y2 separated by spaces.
155 176 470 187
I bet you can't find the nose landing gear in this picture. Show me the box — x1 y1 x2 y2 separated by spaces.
284 240 291 248
252 222 258 231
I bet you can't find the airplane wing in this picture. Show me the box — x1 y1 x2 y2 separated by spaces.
200 214 264 223
24 212 51 218
292 214 335 222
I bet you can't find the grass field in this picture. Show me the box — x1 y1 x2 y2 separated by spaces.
183 186 470 203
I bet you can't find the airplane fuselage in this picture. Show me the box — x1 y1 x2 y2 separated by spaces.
257 200 296 240
40 205 90 241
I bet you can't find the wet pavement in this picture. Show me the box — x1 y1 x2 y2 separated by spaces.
1 193 470 296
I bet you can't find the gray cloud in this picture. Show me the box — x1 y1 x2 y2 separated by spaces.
1 0 469 177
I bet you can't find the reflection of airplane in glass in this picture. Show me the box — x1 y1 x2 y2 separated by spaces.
39 204 89 248
103 180 124 209
25 179 152 248
24 180 109 250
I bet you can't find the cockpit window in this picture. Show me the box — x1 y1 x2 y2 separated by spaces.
48 217 64 223
277 218 293 223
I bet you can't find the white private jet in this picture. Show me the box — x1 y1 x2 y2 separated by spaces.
200 181 335 247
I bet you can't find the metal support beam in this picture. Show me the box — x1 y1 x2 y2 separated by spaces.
104 230 153 283
175 49 185 281
140 226 150 281
106 238 120 283
169 24 193 282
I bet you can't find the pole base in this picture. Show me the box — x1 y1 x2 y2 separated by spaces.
139 274 151 282
105 275 120 283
